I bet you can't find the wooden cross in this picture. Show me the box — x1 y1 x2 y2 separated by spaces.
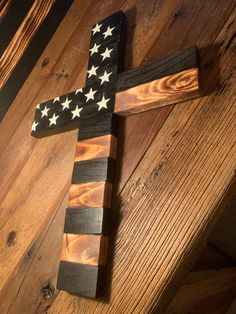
31 11 201 298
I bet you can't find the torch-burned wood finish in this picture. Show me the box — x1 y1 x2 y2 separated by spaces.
115 67 200 115
61 234 108 266
68 182 113 208
75 135 117 162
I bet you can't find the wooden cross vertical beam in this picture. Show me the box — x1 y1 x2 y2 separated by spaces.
56 12 125 298
31 12 201 298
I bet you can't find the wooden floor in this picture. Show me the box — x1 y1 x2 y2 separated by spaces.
0 0 235 313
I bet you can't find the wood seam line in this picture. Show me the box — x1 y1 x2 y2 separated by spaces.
0 0 55 88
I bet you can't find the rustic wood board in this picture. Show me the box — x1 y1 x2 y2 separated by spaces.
0 0 74 120
0 0 235 313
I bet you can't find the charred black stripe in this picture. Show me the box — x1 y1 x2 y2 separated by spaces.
72 157 116 184
64 207 110 235
116 46 198 91
57 261 107 298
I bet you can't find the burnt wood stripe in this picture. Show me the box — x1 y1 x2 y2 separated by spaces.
115 67 200 115
61 234 108 266
68 182 112 208
57 261 107 298
75 135 117 162
64 207 110 235
0 0 74 120
0 0 35 56
116 46 198 92
72 157 116 184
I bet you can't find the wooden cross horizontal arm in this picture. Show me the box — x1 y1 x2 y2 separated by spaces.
31 12 201 299
31 46 200 138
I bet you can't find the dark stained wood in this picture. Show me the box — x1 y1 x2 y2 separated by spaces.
115 67 200 115
0 0 74 120
116 46 198 92
57 261 106 298
72 157 116 184
61 234 108 266
68 182 112 208
64 207 110 235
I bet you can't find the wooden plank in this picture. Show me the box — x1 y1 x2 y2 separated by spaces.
72 157 116 183
115 67 200 115
209 179 236 261
167 268 236 313
57 262 106 298
75 134 117 162
0 0 74 120
64 207 110 234
60 234 108 266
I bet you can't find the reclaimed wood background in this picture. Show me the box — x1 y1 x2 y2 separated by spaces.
0 0 235 313
0 0 73 120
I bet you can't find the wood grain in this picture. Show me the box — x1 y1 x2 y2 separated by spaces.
75 135 117 162
167 268 236 313
0 0 55 88
0 0 235 312
0 0 74 120
61 234 108 266
68 182 112 208
115 67 200 115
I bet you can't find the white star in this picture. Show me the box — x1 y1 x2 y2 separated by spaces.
41 106 50 117
103 26 115 39
36 104 40 109
87 65 98 78
101 47 113 61
61 97 72 110
92 23 101 35
85 88 96 102
89 43 101 55
99 70 112 85
71 106 83 119
53 97 60 103
97 94 110 111
31 121 38 132
75 88 82 95
49 113 59 126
